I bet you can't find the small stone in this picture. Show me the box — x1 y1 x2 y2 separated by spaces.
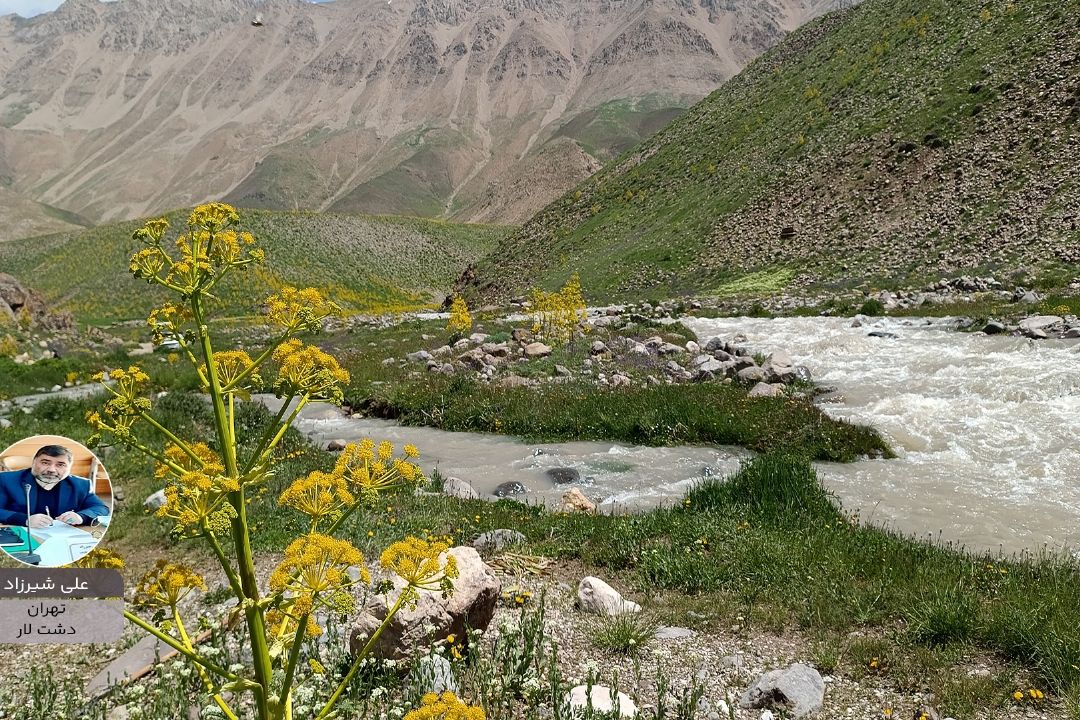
982 319 1007 334
407 350 433 363
326 439 347 451
590 341 609 355
740 663 824 718
546 468 580 484
566 685 637 718
0 418 10 429
469 333 490 344
472 529 526 552
143 489 167 510
554 364 572 377
442 477 480 500
748 382 784 398
577 576 641 615
558 488 596 514
737 366 766 383
654 626 696 640
524 342 552 358
493 481 527 497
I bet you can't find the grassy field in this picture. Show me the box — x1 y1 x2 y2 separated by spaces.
465 0 1080 302
0 208 509 325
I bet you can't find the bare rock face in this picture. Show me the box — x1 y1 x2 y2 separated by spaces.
0 273 75 334
349 546 500 660
0 0 833 230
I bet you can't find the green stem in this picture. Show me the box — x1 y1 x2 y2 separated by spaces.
244 395 310 477
222 329 293 392
274 613 311 720
193 295 274 720
242 394 295 475
314 593 407 720
175 607 239 720
123 611 240 681
137 410 202 463
203 525 244 599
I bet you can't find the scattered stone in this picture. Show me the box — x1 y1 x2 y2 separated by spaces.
577 576 641 615
469 333 490 345
349 547 499 660
143 489 167 510
1018 315 1063 332
566 685 637 718
442 477 480 500
493 481 527 497
524 342 552 358
737 366 766 383
867 331 899 339
496 375 532 389
0 419 10 430
748 382 784 398
546 468 581 485
982 320 1007 334
740 663 824 718
654 626 696 640
657 342 684 355
558 488 596 514
472 529 526 553
410 655 457 695
113 487 125 502
554 364 572 377
610 373 631 387
326 439 347 452
590 341 609 355
406 350 433 363
1064 328 1080 339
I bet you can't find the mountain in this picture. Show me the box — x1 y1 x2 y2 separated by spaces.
0 186 89 240
461 0 1080 302
0 209 507 323
0 0 842 231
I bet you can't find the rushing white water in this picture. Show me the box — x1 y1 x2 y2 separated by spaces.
686 316 1080 555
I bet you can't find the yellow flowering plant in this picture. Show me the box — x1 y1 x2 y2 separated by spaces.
447 296 472 336
89 204 478 720
529 273 588 345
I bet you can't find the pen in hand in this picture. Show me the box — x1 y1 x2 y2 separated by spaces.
45 506 53 525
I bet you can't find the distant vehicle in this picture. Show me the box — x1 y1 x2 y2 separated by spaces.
251 14 263 26
154 337 181 352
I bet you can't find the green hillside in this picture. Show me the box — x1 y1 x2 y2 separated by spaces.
463 0 1080 302
0 209 509 324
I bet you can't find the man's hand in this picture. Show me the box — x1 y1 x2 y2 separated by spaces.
27 513 53 528
57 511 83 526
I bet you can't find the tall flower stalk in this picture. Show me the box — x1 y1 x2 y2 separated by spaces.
89 204 477 720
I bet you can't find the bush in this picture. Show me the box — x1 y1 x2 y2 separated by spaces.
858 298 886 315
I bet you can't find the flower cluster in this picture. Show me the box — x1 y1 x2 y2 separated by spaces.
188 202 239 229
269 533 368 636
380 536 458 604
86 365 152 441
1012 688 1045 702
333 439 423 504
272 338 350 402
153 442 238 535
529 273 588 345
134 560 207 609
265 286 340 333
447 296 472 334
73 547 125 569
146 302 193 345
207 350 261 393
277 470 355 528
403 692 484 720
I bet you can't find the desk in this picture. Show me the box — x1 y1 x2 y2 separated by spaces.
1 523 103 566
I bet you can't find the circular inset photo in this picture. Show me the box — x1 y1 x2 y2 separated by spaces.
0 435 114 567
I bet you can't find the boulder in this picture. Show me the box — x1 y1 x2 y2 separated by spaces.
143 489 167 510
748 382 784 398
739 663 824 718
442 477 480 500
554 364 572 377
546 467 581 484
494 481 527 497
481 343 510 357
685 340 701 354
737 366 766 383
610 373 631 388
472 529 526 553
326 439 347 452
590 341 609 355
566 685 637 718
577 576 640 615
406 350 433 363
1018 315 1063 332
867 331 899 339
982 320 1007 335
349 547 499 660
524 342 552 358
657 342 684 355
558 488 596 514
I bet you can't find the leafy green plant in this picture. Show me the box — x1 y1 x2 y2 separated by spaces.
589 613 657 655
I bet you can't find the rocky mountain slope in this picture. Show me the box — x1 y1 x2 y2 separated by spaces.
0 0 840 232
0 186 89 241
461 0 1080 302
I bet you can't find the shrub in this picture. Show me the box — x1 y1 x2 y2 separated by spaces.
447 296 472 335
858 298 886 315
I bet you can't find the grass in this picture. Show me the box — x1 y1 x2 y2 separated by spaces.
361 376 891 462
0 208 510 324
589 613 658 655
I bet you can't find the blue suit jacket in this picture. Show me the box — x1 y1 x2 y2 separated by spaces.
0 468 110 526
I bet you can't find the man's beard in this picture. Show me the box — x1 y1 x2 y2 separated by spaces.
34 473 62 489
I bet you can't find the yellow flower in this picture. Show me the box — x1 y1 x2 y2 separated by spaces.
134 560 207 609
333 439 424 502
1012 691 1024 701
72 547 125 569
269 533 368 635
206 350 261 390
381 536 459 598
272 339 350 401
278 470 355 525
404 691 484 720
447 296 472 334
265 286 340 332
132 216 171 244
188 202 239 229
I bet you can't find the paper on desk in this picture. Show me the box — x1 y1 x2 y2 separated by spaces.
33 522 93 542
33 536 99 566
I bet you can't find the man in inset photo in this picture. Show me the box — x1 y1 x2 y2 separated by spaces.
0 445 110 528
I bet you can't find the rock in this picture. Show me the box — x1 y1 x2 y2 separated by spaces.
1018 290 1041 304
748 382 784 398
349 547 499 660
982 320 1007 335
610 373 631 388
407 350 433 363
494 481 527 497
511 328 533 343
113 487 125 502
566 685 637 718
685 340 701 354
128 342 154 357
1064 328 1080 339
654 626 696 640
766 350 793 368
524 342 552 358
577 576 641 615
442 477 480 500
481 343 510 357
704 337 725 352
590 341 609 355
326 439 347 452
469 333 490 345
739 663 824 718
546 468 580 484
760 712 775 720
657 342 684 355
558 488 596 514
867 331 899 339
472 529 526 553
627 341 649 355
108 706 132 720
737 366 766 383
496 375 532 389
0 419 10 430
143 489 167 510
410 655 457 695
1019 315 1063 332
554 364 572 377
